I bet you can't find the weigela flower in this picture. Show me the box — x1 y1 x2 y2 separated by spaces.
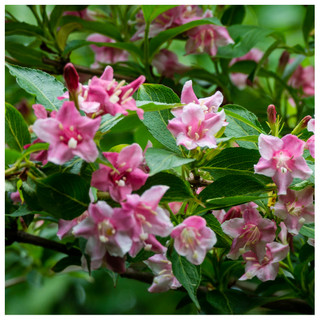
239 242 289 282
73 201 133 261
87 34 129 68
63 8 96 20
32 101 100 165
167 103 226 150
289 64 314 97
273 187 314 235
171 216 217 265
307 118 315 158
222 205 276 262
10 191 22 204
229 48 264 88
254 134 312 195
121 185 173 257
144 254 181 293
91 143 149 202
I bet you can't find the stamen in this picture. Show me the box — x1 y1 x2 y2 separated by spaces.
114 80 126 92
69 126 74 131
109 94 120 104
60 136 64 141
68 137 78 149
59 123 64 130
77 134 82 141
106 79 116 91
120 97 133 105
119 162 126 168
122 88 133 100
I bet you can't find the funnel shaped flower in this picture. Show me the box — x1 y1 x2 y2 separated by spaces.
273 187 314 235
239 242 289 282
73 201 133 260
254 134 312 195
144 254 181 293
168 103 226 150
79 66 145 119
91 143 149 202
222 205 276 262
171 216 217 265
33 101 100 165
122 186 173 247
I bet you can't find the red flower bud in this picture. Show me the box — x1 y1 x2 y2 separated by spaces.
267 104 277 124
279 51 290 70
63 63 79 93
301 115 312 129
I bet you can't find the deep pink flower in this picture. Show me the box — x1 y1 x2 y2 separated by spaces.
168 202 184 215
221 205 276 261
254 134 313 195
307 118 315 158
167 103 226 150
152 49 189 78
239 242 289 282
144 254 181 293
79 66 145 119
273 187 314 235
229 48 264 88
289 64 314 97
87 34 129 68
171 216 216 265
121 186 173 257
73 201 134 262
32 101 100 165
64 63 80 93
91 143 149 202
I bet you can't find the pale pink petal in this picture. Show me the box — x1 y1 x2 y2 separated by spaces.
32 118 61 144
258 134 283 160
181 80 199 104
221 218 245 238
281 134 305 157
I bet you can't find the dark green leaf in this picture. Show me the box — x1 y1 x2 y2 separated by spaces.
99 114 124 134
203 214 232 248
52 255 82 273
5 103 31 152
136 100 182 112
6 64 65 111
5 21 44 37
141 5 177 24
145 148 194 176
302 6 314 47
149 17 222 58
138 172 194 202
229 60 257 74
49 5 65 31
5 148 22 167
221 5 245 26
168 248 201 310
23 143 49 156
57 22 82 51
34 173 90 220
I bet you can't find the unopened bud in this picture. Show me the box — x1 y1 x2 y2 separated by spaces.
279 51 290 71
64 63 79 93
292 115 312 135
302 115 312 129
267 104 277 124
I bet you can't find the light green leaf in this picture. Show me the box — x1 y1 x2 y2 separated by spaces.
5 148 22 167
57 22 82 51
299 224 314 239
141 5 177 24
5 103 31 152
145 148 194 176
6 64 66 111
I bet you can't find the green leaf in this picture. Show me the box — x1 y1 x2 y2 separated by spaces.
23 143 49 156
217 25 274 58
5 103 31 152
99 114 124 134
52 255 82 273
138 172 193 202
60 15 122 41
63 39 143 58
199 175 269 209
57 22 82 51
201 147 271 184
48 5 65 32
168 248 201 310
221 5 246 26
5 21 44 37
33 173 90 220
229 60 257 74
302 6 314 47
5 148 22 167
6 64 65 111
136 101 182 112
145 148 195 176
149 17 222 58
203 214 232 248
223 104 265 149
141 5 177 24
136 84 181 153
299 224 314 239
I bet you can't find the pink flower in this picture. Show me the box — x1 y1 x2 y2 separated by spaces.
10 191 22 204
221 205 276 261
63 8 95 20
167 103 226 150
87 34 129 69
239 242 289 282
273 187 314 235
289 64 314 97
121 186 173 257
73 201 134 262
91 143 149 202
152 49 189 78
78 66 145 119
144 254 181 293
32 101 100 165
57 210 89 240
185 11 234 57
254 134 313 195
307 118 315 158
168 202 184 215
229 48 264 88
171 216 217 265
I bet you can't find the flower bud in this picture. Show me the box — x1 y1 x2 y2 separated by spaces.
267 104 277 125
278 51 290 72
291 115 312 135
63 63 79 93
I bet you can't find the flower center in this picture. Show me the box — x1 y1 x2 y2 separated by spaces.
181 227 199 249
273 150 294 174
286 201 303 217
98 220 116 243
59 124 83 149
240 224 261 246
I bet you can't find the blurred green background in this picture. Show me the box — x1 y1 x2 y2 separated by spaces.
5 4 311 315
